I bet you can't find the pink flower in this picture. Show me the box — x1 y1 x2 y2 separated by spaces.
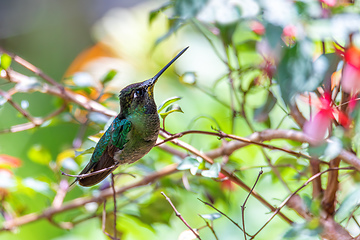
250 21 265 35
283 25 296 38
320 0 337 7
304 93 350 142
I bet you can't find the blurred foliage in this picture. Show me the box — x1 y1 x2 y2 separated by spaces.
2 0 360 240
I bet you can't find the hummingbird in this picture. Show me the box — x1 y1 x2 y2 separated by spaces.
71 47 188 187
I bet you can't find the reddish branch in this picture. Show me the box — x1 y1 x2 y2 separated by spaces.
161 192 201 240
1 164 179 231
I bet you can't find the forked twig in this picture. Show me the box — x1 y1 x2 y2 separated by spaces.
241 169 263 240
161 191 201 240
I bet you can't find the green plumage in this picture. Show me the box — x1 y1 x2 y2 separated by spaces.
72 47 188 187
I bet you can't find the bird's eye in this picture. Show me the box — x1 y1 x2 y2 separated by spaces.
134 89 143 98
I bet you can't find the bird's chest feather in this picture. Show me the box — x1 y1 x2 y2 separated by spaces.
114 113 159 163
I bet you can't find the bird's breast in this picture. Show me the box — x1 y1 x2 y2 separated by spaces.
114 112 159 164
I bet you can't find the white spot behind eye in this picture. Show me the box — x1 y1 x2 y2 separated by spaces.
134 91 138 98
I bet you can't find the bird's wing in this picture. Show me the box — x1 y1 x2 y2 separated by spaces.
73 117 132 187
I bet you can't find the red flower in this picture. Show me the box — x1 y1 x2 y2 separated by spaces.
250 21 265 36
342 46 360 93
219 173 235 191
304 93 350 142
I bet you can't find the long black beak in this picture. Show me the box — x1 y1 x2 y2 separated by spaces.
143 46 189 87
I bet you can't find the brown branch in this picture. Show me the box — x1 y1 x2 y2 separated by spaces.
157 130 312 160
1 163 179 231
0 103 66 134
161 192 201 240
322 158 340 215
3 69 116 117
204 129 360 171
159 130 293 225
310 158 323 199
0 47 63 89
250 167 355 239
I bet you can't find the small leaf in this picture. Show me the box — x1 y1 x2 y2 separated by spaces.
308 143 327 158
201 163 220 178
200 213 221 221
177 157 200 170
179 72 197 85
75 147 95 157
27 145 52 165
254 91 277 122
0 53 12 70
149 2 172 25
157 96 182 113
101 69 117 85
336 185 360 220
160 104 183 119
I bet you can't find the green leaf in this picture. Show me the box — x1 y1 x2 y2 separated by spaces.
318 53 342 91
160 104 184 119
0 53 12 70
308 143 327 158
149 2 172 25
200 213 221 221
158 96 182 113
265 23 283 48
177 157 200 170
27 145 52 165
283 219 322 239
101 69 117 85
277 40 324 104
336 185 360 220
254 91 277 122
75 147 95 157
216 21 238 46
201 163 220 178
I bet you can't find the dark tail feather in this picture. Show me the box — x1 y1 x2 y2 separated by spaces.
69 160 97 187
78 148 118 187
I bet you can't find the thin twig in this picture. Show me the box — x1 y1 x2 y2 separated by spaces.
111 173 117 240
241 169 263 240
156 129 312 160
198 198 253 238
61 164 118 179
1 164 179 231
250 167 355 239
161 192 201 240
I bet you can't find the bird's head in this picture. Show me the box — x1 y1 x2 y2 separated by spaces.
119 47 188 116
